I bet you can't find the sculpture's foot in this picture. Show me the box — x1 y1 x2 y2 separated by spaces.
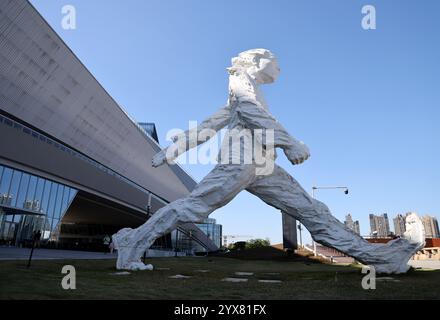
372 255 412 274
371 212 425 274
112 228 154 271
402 212 425 246
123 262 154 271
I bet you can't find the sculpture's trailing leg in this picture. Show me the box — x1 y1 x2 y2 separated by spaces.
246 165 425 274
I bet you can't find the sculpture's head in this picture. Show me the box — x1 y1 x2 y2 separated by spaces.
229 48 280 84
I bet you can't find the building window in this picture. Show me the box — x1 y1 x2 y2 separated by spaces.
16 173 30 209
8 170 22 207
0 164 78 244
0 167 13 205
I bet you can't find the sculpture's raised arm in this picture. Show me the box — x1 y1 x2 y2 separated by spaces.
152 105 231 167
238 102 311 165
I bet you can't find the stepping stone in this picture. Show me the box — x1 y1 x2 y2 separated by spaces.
222 277 248 283
195 269 210 273
377 277 401 282
169 274 192 279
234 272 254 276
110 271 131 276
258 280 282 283
376 277 394 280
263 273 280 276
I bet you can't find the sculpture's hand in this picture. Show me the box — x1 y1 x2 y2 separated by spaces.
152 150 167 168
284 142 310 165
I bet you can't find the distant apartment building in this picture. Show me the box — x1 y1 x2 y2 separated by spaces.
422 215 440 239
344 214 361 235
393 214 406 237
369 213 391 238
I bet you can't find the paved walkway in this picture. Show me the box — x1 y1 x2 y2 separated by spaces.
0 247 117 261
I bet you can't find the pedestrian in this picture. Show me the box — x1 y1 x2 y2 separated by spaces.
103 234 111 253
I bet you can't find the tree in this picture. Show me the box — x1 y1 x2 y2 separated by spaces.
245 238 270 249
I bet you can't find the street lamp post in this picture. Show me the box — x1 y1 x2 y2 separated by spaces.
143 193 152 263
310 186 349 256
146 193 152 218
175 229 179 257
312 186 349 197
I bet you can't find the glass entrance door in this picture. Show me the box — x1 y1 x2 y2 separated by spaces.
0 213 19 246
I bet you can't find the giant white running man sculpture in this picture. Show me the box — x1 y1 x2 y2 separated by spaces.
113 49 425 273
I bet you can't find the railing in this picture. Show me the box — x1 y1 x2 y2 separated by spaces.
303 244 353 263
303 245 333 261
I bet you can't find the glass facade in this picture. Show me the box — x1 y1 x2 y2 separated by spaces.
172 218 223 254
137 122 159 143
0 164 77 245
196 218 222 248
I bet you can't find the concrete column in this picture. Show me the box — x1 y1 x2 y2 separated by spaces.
282 211 298 250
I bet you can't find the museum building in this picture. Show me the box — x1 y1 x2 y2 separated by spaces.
0 0 220 253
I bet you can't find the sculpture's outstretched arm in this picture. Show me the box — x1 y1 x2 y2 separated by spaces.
172 104 231 142
238 102 310 165
152 105 231 167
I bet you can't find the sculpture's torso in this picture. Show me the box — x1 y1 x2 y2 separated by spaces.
218 71 276 165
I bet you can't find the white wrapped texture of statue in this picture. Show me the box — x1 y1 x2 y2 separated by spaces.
113 49 425 273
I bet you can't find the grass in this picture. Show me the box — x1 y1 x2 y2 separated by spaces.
0 257 439 300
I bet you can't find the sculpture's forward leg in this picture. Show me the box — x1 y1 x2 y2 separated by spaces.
113 164 256 270
246 165 425 274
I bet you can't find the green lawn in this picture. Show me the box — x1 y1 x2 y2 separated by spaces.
1 257 439 299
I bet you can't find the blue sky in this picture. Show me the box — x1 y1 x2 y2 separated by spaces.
31 0 439 244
